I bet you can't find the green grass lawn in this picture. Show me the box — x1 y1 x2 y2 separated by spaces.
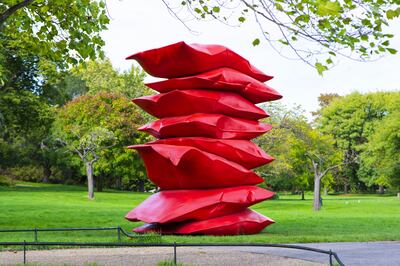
0 182 399 244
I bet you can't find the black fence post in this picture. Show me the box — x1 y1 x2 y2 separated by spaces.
23 240 26 264
34 228 38 242
329 250 333 266
173 242 177 265
117 226 121 242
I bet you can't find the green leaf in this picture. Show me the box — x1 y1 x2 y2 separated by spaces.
316 0 342 17
387 48 397 54
315 62 328 75
252 38 260 46
275 3 284 11
386 10 397 19
212 6 220 13
238 16 246 23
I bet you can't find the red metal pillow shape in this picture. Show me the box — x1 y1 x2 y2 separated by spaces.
150 137 274 169
146 67 282 104
128 144 263 190
125 186 274 223
133 209 275 235
139 114 272 140
133 90 268 120
126 41 272 82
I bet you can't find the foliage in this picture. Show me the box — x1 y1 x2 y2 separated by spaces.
1 182 399 243
256 102 341 198
165 0 400 73
318 91 400 191
0 174 14 186
359 110 400 190
0 89 54 169
52 92 153 192
71 59 151 99
0 0 110 84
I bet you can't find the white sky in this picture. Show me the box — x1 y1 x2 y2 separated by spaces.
101 1 400 118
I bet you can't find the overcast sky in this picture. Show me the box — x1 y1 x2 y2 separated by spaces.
101 1 400 118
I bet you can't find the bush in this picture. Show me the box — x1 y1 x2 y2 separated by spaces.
8 165 43 182
0 174 15 186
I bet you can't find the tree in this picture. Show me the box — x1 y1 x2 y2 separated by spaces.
257 102 341 209
318 91 400 193
52 93 152 199
70 59 152 99
0 0 109 83
303 131 342 210
0 89 54 175
359 111 400 193
311 93 341 118
55 126 115 199
163 0 400 73
256 103 312 198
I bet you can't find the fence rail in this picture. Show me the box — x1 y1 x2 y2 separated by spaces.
0 227 345 266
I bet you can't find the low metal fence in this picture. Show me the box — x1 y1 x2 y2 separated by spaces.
0 227 345 266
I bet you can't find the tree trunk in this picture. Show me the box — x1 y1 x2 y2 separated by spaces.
42 164 51 183
301 190 305 200
313 176 321 211
344 183 349 194
378 185 384 194
86 161 94 199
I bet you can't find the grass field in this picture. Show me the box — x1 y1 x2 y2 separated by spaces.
0 182 399 244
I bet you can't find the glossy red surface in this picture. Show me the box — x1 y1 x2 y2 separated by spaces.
128 144 263 190
125 42 280 235
139 113 272 140
133 209 275 235
148 137 274 169
146 67 282 104
126 41 272 82
133 89 268 120
125 186 274 223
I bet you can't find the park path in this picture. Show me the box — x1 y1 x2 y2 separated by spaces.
0 246 323 266
212 241 400 266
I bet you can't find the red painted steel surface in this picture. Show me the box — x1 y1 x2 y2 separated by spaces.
146 67 281 104
125 186 274 223
128 144 264 190
147 137 274 169
139 113 272 140
133 209 275 235
126 41 272 82
133 89 268 120
125 42 280 235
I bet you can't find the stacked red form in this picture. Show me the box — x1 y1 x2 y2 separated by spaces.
125 41 282 235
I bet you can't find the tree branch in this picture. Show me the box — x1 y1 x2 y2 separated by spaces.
0 0 34 26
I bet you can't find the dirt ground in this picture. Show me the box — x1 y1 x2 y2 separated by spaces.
0 247 325 266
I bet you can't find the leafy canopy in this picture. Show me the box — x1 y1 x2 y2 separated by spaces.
167 0 400 74
0 0 110 84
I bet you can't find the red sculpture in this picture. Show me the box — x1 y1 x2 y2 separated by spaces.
146 67 282 103
139 113 272 140
133 89 268 120
126 41 272 81
125 42 282 235
133 209 275 235
128 144 263 190
125 186 274 223
147 137 274 169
